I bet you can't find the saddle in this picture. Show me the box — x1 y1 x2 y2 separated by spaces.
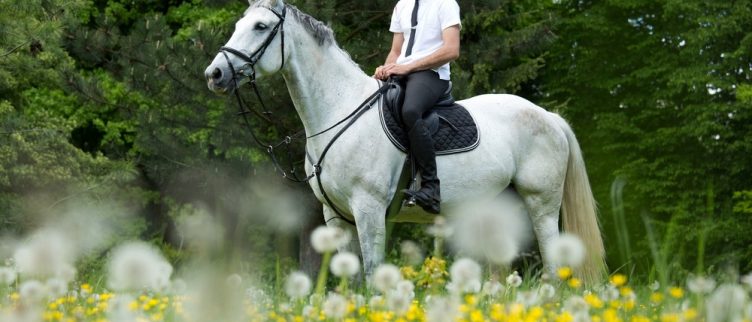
379 78 480 155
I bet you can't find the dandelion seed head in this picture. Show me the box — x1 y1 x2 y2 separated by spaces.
226 274 243 287
482 280 504 297
284 271 312 299
427 216 453 238
539 283 556 300
425 296 460 322
650 280 661 291
706 284 748 322
310 226 350 253
372 264 401 293
368 295 384 309
13 229 75 280
386 290 412 315
177 208 224 252
687 275 716 294
45 278 68 298
396 280 415 298
19 280 47 303
330 252 360 277
400 240 424 266
517 289 540 307
506 271 523 288
322 293 348 319
0 266 17 285
449 258 482 293
545 233 586 268
564 295 589 313
106 241 173 292
449 196 531 264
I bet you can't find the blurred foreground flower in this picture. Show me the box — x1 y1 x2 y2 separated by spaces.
330 252 360 277
311 226 351 253
107 241 173 292
372 264 401 293
545 233 586 268
449 258 481 293
285 272 312 299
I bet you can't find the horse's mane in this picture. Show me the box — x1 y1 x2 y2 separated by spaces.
250 2 336 46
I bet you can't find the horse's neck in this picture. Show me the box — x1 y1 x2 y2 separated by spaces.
281 31 375 138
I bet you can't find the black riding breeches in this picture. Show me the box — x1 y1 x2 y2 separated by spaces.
400 70 450 130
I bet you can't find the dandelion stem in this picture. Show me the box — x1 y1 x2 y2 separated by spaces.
315 251 333 295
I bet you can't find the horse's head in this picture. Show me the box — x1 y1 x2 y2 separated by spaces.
205 0 288 94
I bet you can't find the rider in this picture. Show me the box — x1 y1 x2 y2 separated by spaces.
374 0 461 214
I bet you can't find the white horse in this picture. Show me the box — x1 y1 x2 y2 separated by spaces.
205 0 605 282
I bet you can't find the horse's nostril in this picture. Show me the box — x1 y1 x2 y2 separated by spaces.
211 68 222 80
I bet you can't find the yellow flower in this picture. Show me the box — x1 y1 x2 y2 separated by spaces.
584 293 604 309
668 287 684 299
558 267 573 280
609 274 627 287
683 308 698 320
470 309 484 322
650 292 664 304
568 277 582 289
660 313 680 322
620 287 634 297
465 295 477 306
400 266 418 280
556 312 574 322
630 315 651 322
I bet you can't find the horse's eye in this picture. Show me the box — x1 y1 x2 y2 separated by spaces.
254 22 268 30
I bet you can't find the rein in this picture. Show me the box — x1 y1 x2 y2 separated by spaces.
218 4 394 225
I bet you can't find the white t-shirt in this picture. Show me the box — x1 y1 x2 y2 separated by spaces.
389 0 461 80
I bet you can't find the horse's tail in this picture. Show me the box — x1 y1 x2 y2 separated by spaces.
554 115 607 284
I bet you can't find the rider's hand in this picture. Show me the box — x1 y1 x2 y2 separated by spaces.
373 64 392 80
383 63 413 78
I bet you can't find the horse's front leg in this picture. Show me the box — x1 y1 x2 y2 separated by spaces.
323 205 361 256
350 195 387 278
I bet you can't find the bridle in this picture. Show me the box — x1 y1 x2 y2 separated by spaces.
216 5 392 225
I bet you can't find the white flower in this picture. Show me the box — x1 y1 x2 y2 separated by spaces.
600 284 620 301
400 241 424 266
352 294 366 308
19 280 47 303
506 271 523 288
482 280 504 297
741 272 752 288
517 290 540 307
706 284 748 322
177 209 224 252
544 233 586 268
368 295 384 309
13 229 75 279
107 241 173 292
649 280 661 291
284 272 312 299
302 305 314 317
426 216 453 238
449 258 482 293
310 226 350 253
449 197 531 265
538 283 556 300
564 295 589 314
322 293 348 319
387 290 413 316
46 278 68 297
330 252 360 277
687 275 716 294
0 267 17 285
226 274 242 287
396 280 415 298
425 296 459 322
372 264 401 293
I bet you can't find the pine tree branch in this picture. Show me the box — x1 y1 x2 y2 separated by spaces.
1 40 31 57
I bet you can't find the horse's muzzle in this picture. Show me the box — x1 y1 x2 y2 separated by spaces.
204 63 232 94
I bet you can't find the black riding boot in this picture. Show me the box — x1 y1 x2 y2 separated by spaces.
404 119 441 214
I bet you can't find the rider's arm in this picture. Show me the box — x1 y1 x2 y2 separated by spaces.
385 33 404 65
382 25 460 76
404 25 460 71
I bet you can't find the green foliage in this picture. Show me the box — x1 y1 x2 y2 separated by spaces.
544 0 752 276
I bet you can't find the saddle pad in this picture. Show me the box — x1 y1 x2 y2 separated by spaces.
379 98 480 155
